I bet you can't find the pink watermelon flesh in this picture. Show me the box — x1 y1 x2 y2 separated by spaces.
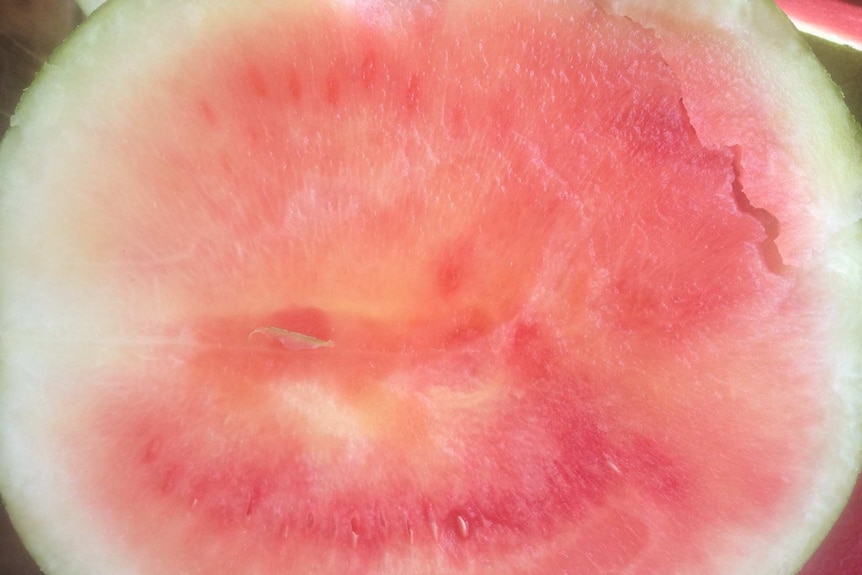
1 1 859 574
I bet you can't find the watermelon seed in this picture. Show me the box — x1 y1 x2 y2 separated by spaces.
249 326 334 350
350 517 360 548
455 514 469 539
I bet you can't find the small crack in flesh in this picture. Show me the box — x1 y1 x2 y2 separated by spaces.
590 1 793 277
730 146 788 275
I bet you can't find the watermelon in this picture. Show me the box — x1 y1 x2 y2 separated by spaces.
776 0 862 50
1 0 861 574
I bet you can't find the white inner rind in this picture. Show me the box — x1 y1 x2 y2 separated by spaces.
76 0 107 16
1 1 861 575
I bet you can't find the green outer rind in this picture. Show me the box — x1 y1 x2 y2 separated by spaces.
0 1 861 574
598 1 862 573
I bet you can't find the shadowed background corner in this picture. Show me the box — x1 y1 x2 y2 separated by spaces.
0 0 81 135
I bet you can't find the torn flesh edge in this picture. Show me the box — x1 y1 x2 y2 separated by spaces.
671 88 789 277
730 145 789 276
592 0 791 277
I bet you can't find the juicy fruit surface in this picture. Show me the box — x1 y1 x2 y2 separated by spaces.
1 0 860 574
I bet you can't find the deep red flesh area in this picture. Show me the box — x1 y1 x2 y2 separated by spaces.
56 2 826 573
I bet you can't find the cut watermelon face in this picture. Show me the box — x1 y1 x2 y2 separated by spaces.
1 0 861 574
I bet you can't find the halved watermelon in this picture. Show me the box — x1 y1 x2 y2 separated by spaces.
1 0 861 574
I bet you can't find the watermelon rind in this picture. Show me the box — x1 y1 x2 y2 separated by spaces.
76 0 108 16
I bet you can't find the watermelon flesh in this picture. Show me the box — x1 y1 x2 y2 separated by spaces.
1 0 861 574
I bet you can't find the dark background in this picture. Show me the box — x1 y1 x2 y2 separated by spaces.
0 1 861 574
